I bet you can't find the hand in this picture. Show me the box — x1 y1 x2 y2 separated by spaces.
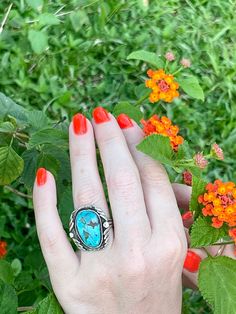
33 109 187 314
172 183 236 289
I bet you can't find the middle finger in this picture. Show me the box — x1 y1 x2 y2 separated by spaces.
92 107 151 247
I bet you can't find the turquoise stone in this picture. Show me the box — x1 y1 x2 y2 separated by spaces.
75 209 102 249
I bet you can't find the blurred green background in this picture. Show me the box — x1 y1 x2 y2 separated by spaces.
0 0 235 312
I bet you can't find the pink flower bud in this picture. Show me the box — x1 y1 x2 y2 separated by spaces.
194 153 208 169
165 52 175 62
212 143 224 160
180 58 191 68
182 171 192 186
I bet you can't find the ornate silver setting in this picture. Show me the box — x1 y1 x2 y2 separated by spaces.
69 204 113 251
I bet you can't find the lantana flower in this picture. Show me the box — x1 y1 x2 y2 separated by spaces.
145 69 179 103
198 180 236 238
0 240 7 258
141 115 184 151
194 152 208 169
182 170 192 186
212 143 224 160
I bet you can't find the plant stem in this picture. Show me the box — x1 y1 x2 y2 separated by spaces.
134 93 149 107
202 247 212 257
17 306 34 312
4 186 32 199
211 240 235 246
172 67 183 76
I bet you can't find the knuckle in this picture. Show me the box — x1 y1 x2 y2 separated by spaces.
74 182 102 206
121 253 147 280
141 160 169 186
39 228 60 254
100 133 121 147
107 165 140 193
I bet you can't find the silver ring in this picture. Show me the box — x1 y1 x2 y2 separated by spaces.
69 205 113 251
215 239 226 257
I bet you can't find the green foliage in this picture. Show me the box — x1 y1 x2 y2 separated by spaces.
190 176 207 216
26 294 63 314
113 101 143 123
0 146 24 185
28 30 48 54
0 279 18 314
190 217 228 248
199 257 236 314
178 76 205 101
127 50 164 68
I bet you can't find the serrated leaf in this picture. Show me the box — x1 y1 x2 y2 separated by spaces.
39 13 60 26
0 260 14 284
37 152 60 178
178 76 204 101
27 110 49 132
26 293 63 314
190 176 207 216
199 256 236 313
26 0 43 11
191 217 228 247
136 134 174 165
0 93 27 122
70 11 89 31
20 149 40 188
113 102 143 123
0 146 24 185
127 50 164 68
0 279 17 314
29 128 68 148
28 30 48 54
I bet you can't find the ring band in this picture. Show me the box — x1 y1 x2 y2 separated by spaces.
69 205 113 251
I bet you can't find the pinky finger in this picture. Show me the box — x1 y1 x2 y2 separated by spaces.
33 168 79 284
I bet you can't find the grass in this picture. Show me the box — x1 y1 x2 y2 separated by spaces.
0 0 235 312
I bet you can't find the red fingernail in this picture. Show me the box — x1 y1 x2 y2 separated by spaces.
182 211 193 221
36 168 47 186
93 107 110 124
183 250 201 272
73 113 87 135
117 113 133 129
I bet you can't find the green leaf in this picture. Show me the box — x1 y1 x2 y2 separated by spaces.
26 0 43 11
20 149 40 189
26 293 63 314
199 256 236 313
0 122 15 133
28 30 48 54
127 50 164 68
58 186 73 227
11 259 22 277
136 134 174 165
0 93 27 122
29 128 68 149
0 260 14 284
39 13 60 26
0 279 17 314
27 110 49 132
37 152 60 178
190 176 207 216
178 76 204 101
70 11 89 31
191 217 228 247
0 146 24 185
113 102 143 123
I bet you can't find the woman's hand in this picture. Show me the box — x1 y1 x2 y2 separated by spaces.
172 183 236 289
33 108 187 314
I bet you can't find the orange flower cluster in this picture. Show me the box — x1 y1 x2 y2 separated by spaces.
145 69 179 103
198 180 236 236
0 240 7 258
141 115 184 151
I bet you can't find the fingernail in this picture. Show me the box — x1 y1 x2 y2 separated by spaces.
183 250 201 272
93 107 110 124
36 168 47 186
117 113 133 129
182 211 193 221
72 113 87 135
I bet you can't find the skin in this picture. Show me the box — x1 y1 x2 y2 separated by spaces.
33 113 187 314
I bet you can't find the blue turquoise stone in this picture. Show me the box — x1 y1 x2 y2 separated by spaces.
75 209 102 249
